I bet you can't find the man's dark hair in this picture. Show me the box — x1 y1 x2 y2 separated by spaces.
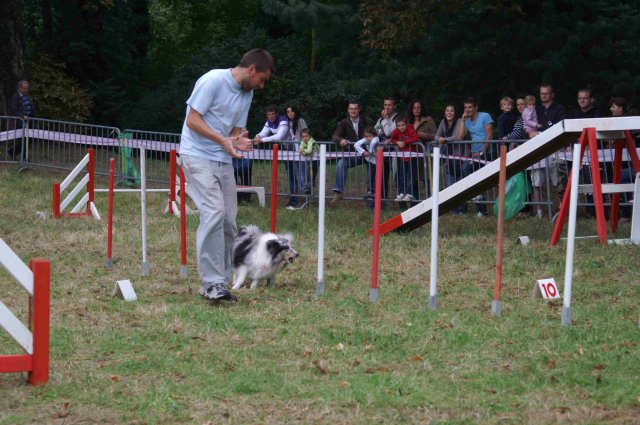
239 48 275 73
577 87 593 98
348 101 360 108
539 83 554 93
265 104 278 113
463 97 478 107
364 125 376 135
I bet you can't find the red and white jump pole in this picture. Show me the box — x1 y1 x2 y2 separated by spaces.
370 147 384 303
106 158 115 269
492 145 508 316
179 166 188 278
268 144 279 288
270 144 279 233
0 239 50 385
316 144 327 296
428 146 441 310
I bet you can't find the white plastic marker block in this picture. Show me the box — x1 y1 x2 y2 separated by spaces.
532 278 560 300
516 236 530 246
113 279 137 302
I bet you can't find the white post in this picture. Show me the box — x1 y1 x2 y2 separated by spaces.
316 145 326 296
140 148 149 275
562 144 581 325
428 146 440 310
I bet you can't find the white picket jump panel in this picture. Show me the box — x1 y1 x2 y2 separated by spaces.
60 173 90 212
0 239 34 295
70 192 89 214
60 153 90 192
0 301 33 354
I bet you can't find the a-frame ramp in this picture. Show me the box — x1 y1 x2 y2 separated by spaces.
375 117 640 235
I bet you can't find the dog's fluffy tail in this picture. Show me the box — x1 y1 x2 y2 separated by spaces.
237 225 261 238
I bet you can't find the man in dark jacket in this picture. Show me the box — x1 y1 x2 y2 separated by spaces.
330 101 374 204
10 80 35 120
535 84 567 204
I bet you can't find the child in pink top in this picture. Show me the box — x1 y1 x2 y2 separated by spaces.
522 95 539 138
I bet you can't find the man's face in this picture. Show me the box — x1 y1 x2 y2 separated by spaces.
348 104 360 119
266 111 277 122
539 87 553 104
383 99 395 114
463 103 477 116
19 83 29 94
577 91 591 110
242 65 271 92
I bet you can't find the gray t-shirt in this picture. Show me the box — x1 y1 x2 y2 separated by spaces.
179 69 253 163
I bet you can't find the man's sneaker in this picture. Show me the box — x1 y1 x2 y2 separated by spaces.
536 209 544 219
395 193 405 202
329 191 343 206
476 211 485 218
199 284 238 302
364 192 374 200
402 194 414 202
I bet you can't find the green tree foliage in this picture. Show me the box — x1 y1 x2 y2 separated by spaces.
24 0 149 125
360 0 640 117
27 57 93 122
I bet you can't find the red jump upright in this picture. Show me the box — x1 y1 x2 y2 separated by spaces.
0 240 50 385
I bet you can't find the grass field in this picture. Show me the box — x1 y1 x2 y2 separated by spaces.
0 164 639 424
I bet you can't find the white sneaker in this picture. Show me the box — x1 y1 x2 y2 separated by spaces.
395 193 405 202
476 212 484 218
402 194 414 202
536 209 544 219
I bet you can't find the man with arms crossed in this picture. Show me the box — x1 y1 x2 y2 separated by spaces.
180 48 274 302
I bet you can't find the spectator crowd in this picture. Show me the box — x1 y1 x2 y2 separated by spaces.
240 84 637 218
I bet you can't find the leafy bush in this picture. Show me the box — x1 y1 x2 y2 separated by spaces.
27 56 93 122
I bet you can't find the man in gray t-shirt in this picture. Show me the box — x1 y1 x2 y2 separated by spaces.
179 48 274 302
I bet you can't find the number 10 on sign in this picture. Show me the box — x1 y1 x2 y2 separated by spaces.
536 278 560 300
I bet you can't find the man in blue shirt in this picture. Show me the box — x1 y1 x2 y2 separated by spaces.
458 97 494 216
179 48 274 302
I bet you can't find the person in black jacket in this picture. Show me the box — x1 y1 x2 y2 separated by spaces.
10 80 35 120
329 101 374 205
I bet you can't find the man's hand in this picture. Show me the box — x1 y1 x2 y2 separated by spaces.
224 134 253 159
340 139 349 148
252 134 262 145
472 151 484 158
381 109 388 119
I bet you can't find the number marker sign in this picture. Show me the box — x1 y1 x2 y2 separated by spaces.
532 278 560 300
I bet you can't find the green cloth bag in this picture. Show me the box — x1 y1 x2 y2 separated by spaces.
493 172 527 220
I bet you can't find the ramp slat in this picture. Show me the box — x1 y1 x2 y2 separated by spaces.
0 301 33 354
0 239 34 295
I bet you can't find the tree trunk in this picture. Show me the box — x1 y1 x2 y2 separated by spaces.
0 0 26 115
41 0 53 51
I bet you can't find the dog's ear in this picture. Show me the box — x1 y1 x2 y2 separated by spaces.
267 239 284 255
279 233 294 243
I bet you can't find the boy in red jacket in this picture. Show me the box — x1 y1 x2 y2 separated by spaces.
390 117 420 202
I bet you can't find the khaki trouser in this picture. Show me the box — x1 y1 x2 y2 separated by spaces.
180 155 237 287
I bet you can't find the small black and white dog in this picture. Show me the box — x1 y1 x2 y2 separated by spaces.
231 225 299 290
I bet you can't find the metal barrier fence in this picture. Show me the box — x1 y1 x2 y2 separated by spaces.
2 115 636 217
